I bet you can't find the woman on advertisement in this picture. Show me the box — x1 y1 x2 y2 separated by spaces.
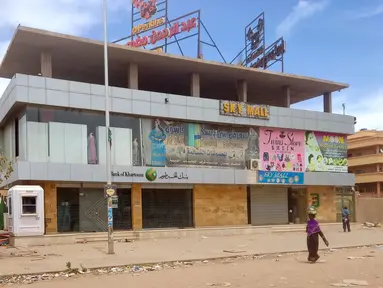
149 119 167 166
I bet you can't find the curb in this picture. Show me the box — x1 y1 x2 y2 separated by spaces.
1 242 382 279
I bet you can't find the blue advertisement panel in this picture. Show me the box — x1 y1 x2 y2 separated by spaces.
258 171 304 185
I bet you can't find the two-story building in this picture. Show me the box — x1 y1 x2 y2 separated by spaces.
0 26 355 235
348 130 383 197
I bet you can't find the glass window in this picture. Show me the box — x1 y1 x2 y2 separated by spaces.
22 196 37 214
26 106 142 166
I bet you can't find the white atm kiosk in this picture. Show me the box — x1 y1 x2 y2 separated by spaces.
7 185 45 236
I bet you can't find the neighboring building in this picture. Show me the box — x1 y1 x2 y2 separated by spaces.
348 130 383 197
0 26 355 235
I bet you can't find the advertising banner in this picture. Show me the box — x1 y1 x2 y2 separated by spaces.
141 118 260 168
304 131 348 173
259 127 305 173
258 171 304 185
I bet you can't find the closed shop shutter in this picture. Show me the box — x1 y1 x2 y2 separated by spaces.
250 186 288 226
142 189 193 229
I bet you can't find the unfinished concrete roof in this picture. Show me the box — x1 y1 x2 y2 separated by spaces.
0 26 349 104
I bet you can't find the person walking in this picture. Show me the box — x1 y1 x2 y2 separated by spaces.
306 206 329 263
342 206 351 232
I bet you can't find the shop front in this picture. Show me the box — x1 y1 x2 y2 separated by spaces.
249 185 289 225
10 114 352 234
56 186 133 233
142 186 193 229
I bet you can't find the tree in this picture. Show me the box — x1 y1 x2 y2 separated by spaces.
0 150 13 185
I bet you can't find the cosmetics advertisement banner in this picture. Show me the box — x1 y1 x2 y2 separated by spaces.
259 127 305 173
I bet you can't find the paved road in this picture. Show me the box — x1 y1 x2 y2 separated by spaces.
1 225 383 276
10 246 383 288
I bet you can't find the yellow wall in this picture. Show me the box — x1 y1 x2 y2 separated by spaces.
307 186 336 223
131 184 143 231
193 184 248 227
42 182 58 233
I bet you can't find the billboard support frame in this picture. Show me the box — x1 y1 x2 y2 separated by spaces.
114 2 225 63
230 12 285 72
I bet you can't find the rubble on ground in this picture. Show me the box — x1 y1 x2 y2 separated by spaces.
0 253 272 286
0 245 374 286
363 222 381 228
331 279 369 286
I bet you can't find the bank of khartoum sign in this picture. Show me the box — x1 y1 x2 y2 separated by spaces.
219 100 270 120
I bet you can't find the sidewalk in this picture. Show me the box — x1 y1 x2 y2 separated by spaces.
0 224 382 276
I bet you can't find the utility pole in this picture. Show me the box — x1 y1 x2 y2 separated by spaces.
103 0 114 255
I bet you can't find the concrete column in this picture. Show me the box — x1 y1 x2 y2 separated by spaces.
376 145 380 154
237 80 247 102
323 92 332 113
40 52 52 77
190 73 200 97
283 86 291 107
128 63 138 89
131 184 142 230
377 164 380 172
377 182 381 198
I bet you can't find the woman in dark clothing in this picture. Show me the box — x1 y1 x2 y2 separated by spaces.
306 206 329 263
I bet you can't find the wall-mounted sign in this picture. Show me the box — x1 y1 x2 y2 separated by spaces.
260 128 305 172
127 17 197 47
132 17 165 35
258 171 304 185
145 168 157 181
219 100 270 119
159 172 188 180
141 118 258 169
111 171 144 177
304 131 348 173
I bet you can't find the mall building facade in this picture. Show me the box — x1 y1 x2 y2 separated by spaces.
0 26 355 234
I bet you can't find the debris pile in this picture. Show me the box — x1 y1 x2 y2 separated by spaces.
363 222 381 228
331 279 369 286
0 254 273 286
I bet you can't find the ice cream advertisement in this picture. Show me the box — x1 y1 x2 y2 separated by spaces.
304 131 348 173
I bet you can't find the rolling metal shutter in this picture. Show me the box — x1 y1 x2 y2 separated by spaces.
250 186 288 226
142 189 193 229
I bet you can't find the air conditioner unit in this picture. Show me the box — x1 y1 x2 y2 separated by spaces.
249 159 260 171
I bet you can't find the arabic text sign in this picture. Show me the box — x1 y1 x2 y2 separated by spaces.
258 171 304 185
158 172 189 180
304 131 348 173
127 17 197 48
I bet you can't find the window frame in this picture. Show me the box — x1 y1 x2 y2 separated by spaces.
21 195 38 216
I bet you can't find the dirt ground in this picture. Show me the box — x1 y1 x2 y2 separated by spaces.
2 224 383 276
11 246 383 288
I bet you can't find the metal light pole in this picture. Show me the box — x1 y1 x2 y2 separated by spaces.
342 103 346 115
103 0 114 255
